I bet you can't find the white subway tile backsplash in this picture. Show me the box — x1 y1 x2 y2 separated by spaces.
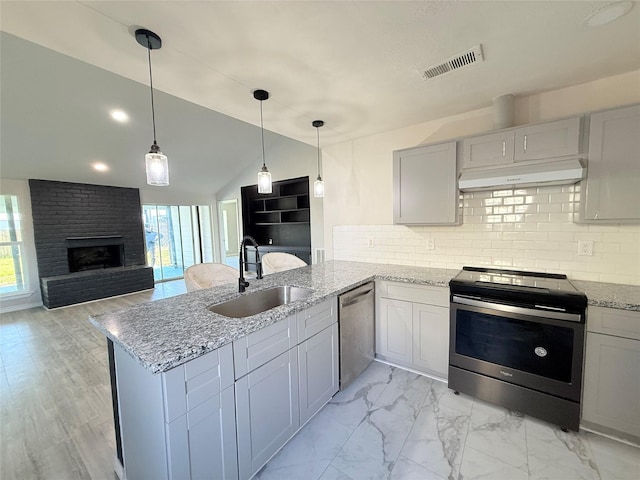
524 232 549 242
540 185 564 194
536 222 563 232
483 198 503 206
525 213 550 223
549 213 574 223
333 185 640 285
502 231 525 241
493 189 514 197
504 196 525 205
537 203 563 213
493 206 514 215
549 193 573 203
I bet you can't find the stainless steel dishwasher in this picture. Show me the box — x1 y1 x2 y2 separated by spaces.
338 282 375 390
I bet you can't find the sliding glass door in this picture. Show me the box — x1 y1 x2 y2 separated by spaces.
142 205 214 282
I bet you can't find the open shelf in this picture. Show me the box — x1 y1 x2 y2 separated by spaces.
241 176 312 257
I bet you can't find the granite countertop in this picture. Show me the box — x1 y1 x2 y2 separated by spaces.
572 280 640 312
89 260 640 374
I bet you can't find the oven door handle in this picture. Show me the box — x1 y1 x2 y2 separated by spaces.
451 296 582 323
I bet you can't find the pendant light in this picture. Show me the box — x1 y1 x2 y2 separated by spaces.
135 29 169 187
313 120 325 198
253 89 272 194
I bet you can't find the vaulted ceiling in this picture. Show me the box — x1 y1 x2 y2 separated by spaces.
1 1 639 197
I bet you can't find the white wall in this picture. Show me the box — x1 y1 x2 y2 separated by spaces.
0 179 43 312
323 70 640 285
139 189 217 208
216 134 324 262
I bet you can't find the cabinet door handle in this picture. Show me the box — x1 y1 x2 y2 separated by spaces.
523 135 528 152
502 141 506 156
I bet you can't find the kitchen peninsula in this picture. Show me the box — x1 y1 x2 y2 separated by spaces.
89 260 640 480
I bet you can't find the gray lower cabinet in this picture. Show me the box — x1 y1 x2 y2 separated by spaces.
235 349 300 480
114 296 338 480
114 342 237 480
393 141 459 225
298 322 339 424
582 306 640 442
580 104 640 223
234 296 338 480
166 386 237 479
376 297 413 366
375 281 449 380
412 302 449 379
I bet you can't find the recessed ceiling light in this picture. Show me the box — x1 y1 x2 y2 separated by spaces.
93 162 109 172
583 1 633 27
110 109 129 123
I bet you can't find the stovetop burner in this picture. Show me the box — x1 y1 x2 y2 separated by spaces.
450 266 587 311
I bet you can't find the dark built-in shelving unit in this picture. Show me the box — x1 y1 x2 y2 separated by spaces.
241 176 312 268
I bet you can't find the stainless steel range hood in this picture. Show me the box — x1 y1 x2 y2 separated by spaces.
458 159 586 191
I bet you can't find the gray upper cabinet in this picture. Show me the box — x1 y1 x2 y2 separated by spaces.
462 131 515 168
393 141 458 225
581 104 640 223
462 117 582 169
514 117 582 161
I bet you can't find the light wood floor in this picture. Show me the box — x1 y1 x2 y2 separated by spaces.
0 280 186 479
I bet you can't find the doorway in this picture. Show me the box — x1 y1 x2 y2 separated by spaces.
218 199 240 270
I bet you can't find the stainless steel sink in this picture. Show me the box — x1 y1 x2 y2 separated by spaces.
208 286 314 318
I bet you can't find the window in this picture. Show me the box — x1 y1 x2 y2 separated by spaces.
0 195 27 294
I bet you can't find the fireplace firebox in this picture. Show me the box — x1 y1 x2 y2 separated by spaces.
68 245 124 272
66 236 125 273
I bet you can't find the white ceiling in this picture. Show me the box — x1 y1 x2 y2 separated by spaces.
1 1 639 196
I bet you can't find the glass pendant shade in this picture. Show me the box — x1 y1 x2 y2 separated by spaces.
146 145 169 186
258 165 272 194
314 176 325 197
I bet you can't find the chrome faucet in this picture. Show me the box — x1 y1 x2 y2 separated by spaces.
238 235 263 292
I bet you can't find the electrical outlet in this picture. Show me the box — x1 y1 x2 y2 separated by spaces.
367 237 374 248
577 240 593 256
426 239 435 250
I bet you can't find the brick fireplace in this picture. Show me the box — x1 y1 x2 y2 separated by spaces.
29 179 154 308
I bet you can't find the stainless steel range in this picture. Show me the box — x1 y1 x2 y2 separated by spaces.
448 267 587 431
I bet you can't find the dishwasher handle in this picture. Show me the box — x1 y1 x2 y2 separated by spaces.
340 286 374 308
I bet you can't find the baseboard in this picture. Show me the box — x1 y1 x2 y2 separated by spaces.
0 300 43 313
374 356 448 384
114 456 125 480
580 420 640 447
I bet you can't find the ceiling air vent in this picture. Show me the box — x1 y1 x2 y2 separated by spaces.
422 44 484 80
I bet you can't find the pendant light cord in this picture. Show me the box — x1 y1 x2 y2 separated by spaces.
316 126 321 177
260 100 266 168
146 35 158 144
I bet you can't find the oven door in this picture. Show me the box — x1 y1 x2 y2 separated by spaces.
449 295 584 401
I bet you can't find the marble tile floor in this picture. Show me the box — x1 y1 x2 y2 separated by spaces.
257 362 640 480
1 278 638 479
